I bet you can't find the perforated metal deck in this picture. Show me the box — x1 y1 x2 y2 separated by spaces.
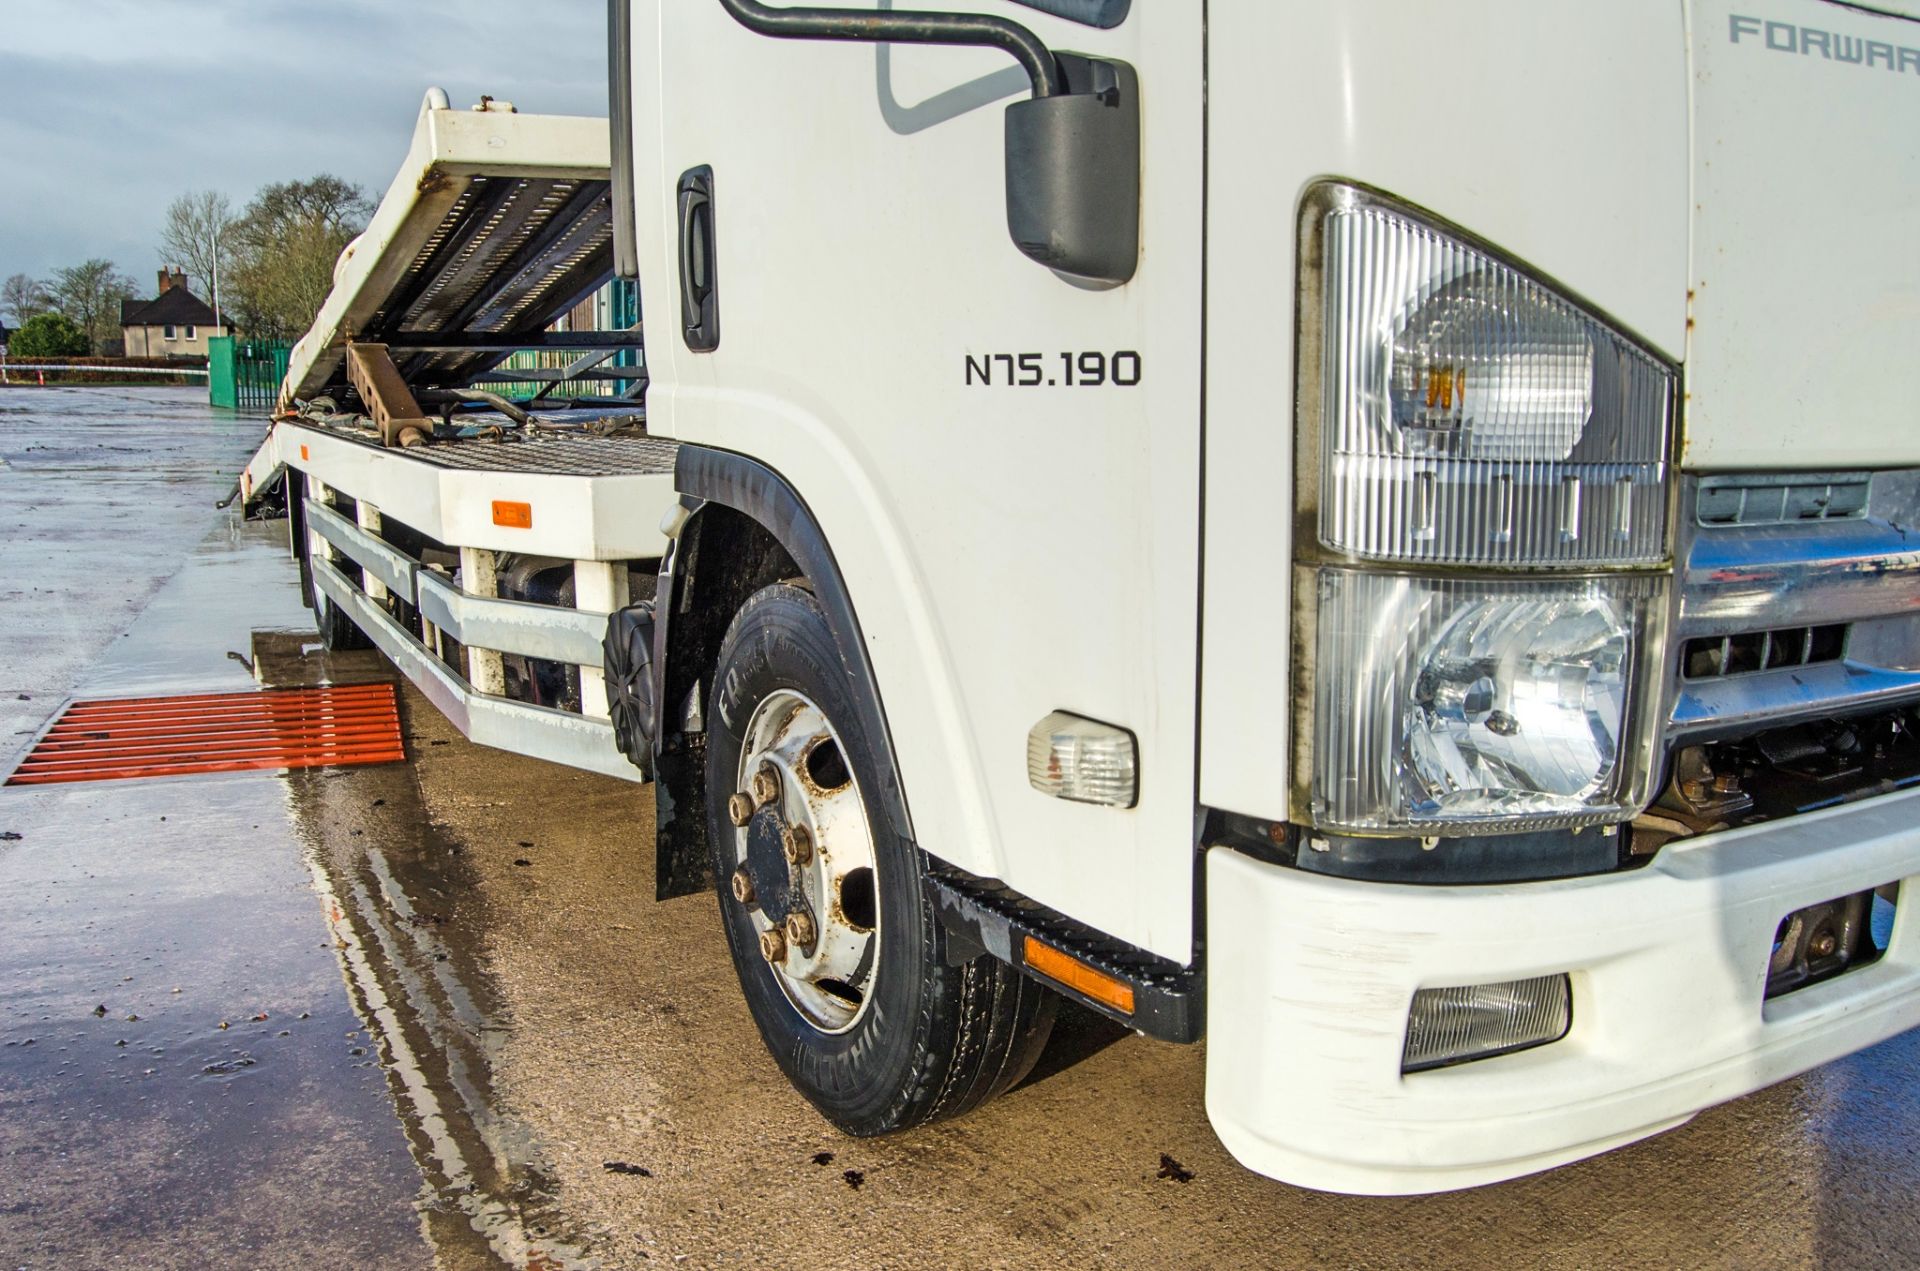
282 101 636 408
298 417 677 477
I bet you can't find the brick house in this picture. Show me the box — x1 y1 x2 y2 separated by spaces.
121 269 232 359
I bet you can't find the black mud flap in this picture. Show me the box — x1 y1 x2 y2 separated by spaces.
603 600 658 779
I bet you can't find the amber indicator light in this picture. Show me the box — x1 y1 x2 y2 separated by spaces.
492 500 534 529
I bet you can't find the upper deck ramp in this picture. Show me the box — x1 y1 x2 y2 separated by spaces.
282 91 622 408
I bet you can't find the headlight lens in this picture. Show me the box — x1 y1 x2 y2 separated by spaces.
1318 193 1673 566
1312 569 1665 833
1407 595 1627 816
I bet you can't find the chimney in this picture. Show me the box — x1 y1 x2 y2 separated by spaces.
157 267 187 295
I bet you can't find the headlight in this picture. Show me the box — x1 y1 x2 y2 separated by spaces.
1295 185 1676 837
1313 187 1672 567
1311 570 1665 833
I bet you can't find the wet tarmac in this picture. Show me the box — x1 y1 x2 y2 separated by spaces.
4 387 1920 1270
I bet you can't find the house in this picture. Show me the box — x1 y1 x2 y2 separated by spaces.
121 269 231 359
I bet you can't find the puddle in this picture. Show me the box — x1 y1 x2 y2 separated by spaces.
280 693 595 1269
0 749 429 1269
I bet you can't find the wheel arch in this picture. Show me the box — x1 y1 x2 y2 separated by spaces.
653 445 915 900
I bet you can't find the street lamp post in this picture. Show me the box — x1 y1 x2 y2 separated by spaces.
208 224 223 331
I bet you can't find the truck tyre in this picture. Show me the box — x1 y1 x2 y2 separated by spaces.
706 583 1055 1134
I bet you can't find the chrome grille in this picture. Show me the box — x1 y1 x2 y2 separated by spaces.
1669 469 1920 740
1696 473 1870 526
1682 625 1848 681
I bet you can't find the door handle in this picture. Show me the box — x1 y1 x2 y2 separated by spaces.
677 166 720 352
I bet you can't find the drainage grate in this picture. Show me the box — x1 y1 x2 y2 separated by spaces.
6 684 405 786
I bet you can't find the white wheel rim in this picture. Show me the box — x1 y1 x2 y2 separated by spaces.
733 689 880 1034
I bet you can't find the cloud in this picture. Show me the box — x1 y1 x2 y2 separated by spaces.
0 0 607 282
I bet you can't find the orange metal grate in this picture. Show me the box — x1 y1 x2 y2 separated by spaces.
7 684 406 786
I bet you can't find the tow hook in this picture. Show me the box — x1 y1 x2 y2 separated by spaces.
1767 892 1875 998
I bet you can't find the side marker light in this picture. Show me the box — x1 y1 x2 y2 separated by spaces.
1023 936 1136 1015
1027 710 1138 807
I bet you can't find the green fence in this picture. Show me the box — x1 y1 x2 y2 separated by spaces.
208 337 292 413
471 348 596 398
471 280 644 400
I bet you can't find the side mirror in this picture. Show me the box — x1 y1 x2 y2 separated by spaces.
1004 55 1140 286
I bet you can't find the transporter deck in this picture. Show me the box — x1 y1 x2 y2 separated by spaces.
335 428 675 478
241 417 678 562
273 411 674 472
282 92 634 410
232 89 670 787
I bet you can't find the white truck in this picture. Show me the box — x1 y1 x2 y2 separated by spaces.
239 0 1920 1194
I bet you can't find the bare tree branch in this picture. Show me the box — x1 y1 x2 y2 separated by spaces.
1 274 52 327
158 191 237 311
226 176 373 339
48 259 136 355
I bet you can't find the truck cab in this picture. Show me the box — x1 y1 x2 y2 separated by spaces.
249 0 1920 1199
616 0 1920 1193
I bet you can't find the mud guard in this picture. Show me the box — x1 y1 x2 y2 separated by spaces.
651 446 913 900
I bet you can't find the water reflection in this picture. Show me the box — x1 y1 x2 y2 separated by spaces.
268 635 591 1270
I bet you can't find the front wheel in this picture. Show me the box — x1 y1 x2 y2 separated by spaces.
706 584 1055 1134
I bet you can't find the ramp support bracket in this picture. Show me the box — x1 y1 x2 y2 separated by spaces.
346 342 433 448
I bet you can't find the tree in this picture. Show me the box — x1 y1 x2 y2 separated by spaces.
157 190 236 318
47 259 136 354
3 273 51 326
9 312 91 358
239 175 371 234
226 175 373 339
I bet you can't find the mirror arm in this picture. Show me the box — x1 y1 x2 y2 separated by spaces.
716 0 1065 99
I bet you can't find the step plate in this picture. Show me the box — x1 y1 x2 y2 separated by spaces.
7 685 406 786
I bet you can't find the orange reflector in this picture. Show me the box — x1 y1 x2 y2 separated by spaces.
6 685 405 786
492 500 533 529
1023 936 1135 1015
299 444 310 461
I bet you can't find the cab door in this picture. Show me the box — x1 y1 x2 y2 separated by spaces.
627 0 1206 961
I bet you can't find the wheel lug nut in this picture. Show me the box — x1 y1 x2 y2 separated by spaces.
750 765 781 807
730 866 756 907
783 824 813 866
786 911 817 949
759 928 788 963
727 793 755 827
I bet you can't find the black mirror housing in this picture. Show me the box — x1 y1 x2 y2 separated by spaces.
1004 55 1140 286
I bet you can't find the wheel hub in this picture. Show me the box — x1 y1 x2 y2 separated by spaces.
743 805 801 924
729 690 879 1034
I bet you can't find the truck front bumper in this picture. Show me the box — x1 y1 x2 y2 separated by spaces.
1204 787 1920 1195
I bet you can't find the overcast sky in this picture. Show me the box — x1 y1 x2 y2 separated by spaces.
1 0 607 289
